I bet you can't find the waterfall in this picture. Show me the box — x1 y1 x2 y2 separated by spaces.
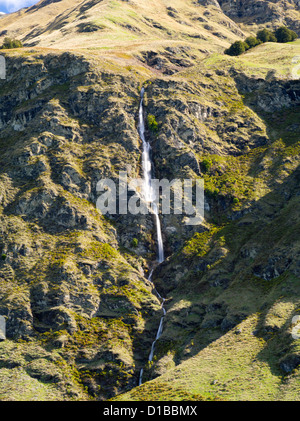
138 87 164 263
138 87 166 386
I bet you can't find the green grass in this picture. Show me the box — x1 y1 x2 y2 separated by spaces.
204 40 300 78
1 9 300 401
119 312 300 401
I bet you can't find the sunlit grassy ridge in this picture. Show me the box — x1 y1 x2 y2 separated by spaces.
0 0 244 52
202 39 300 79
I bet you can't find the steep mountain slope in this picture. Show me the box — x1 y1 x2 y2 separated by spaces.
217 0 300 34
0 0 300 402
0 0 245 51
0 49 168 400
116 44 300 400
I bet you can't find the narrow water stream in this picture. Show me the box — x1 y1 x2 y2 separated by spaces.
139 87 164 264
138 87 166 386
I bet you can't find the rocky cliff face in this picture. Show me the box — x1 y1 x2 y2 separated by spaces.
0 0 300 403
0 51 165 400
1 45 300 400
216 0 300 33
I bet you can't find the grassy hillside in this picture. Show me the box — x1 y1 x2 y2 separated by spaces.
205 39 300 79
0 0 300 402
0 0 245 51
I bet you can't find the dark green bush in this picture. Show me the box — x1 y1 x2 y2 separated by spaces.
225 26 297 56
205 187 219 198
275 26 298 43
245 36 262 49
225 41 247 56
202 158 212 173
1 37 23 49
257 29 277 43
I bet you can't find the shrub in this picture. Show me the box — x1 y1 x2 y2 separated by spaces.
257 29 277 43
275 26 298 43
290 30 298 41
224 26 297 56
1 37 23 49
205 187 219 198
202 158 212 173
268 32 278 42
225 40 247 56
147 114 159 132
1 254 6 261
245 36 262 49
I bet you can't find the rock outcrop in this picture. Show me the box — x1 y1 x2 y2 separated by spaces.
0 0 300 403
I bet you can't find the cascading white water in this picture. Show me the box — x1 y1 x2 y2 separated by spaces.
139 87 164 264
138 87 166 386
139 270 167 386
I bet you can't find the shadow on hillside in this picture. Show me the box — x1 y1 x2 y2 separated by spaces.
149 160 300 380
23 0 85 45
254 293 300 380
235 72 300 143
